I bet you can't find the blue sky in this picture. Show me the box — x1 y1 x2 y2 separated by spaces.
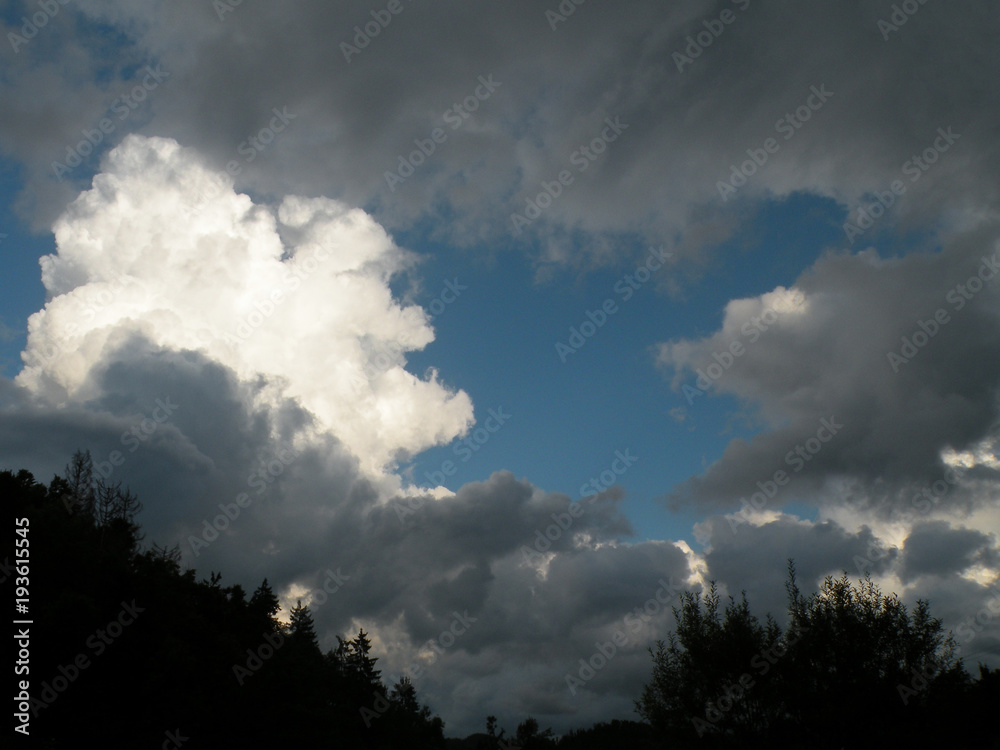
396 192 846 539
0 161 46 375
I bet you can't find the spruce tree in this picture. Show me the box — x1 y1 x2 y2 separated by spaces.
288 599 321 653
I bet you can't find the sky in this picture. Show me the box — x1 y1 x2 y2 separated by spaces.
2 0 1000 737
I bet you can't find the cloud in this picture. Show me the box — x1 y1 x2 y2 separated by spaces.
659 224 1000 516
900 521 998 583
3 1 998 268
16 134 473 478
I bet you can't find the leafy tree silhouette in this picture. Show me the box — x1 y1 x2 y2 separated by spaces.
637 559 998 749
636 580 785 743
515 716 556 748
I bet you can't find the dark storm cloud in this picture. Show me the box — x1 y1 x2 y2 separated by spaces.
0 332 366 547
900 520 998 583
3 1 999 268
662 220 1000 515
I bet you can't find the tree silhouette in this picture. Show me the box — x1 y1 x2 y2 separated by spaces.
636 580 785 743
334 627 382 691
515 716 555 748
386 675 446 747
4 455 452 749
60 448 96 517
288 599 321 653
93 477 143 553
779 565 964 745
637 559 997 748
248 578 281 631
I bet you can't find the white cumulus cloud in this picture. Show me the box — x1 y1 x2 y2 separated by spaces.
17 134 474 479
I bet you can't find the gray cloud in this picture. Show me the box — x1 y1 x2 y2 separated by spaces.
901 520 998 583
2 1 999 271
661 221 1000 516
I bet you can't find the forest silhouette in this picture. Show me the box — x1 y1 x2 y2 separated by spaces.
5 451 998 748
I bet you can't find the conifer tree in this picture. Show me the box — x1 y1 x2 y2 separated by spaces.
288 599 321 654
249 578 282 632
